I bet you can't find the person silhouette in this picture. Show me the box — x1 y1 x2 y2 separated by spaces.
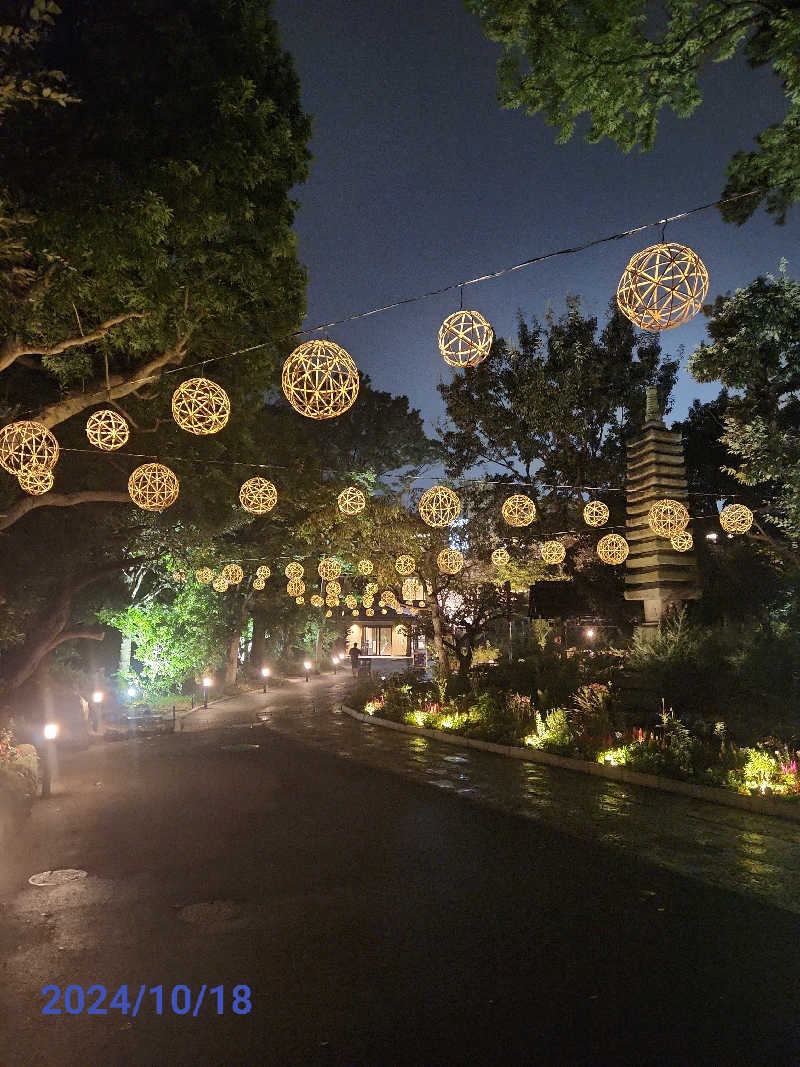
349 642 361 676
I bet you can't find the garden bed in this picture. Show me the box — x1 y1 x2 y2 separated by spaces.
342 705 800 823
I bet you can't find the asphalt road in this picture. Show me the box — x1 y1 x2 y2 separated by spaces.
1 677 799 1066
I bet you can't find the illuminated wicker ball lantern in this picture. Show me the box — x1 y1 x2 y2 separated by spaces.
326 595 340 608
418 485 461 528
491 547 510 566
670 531 693 552
221 564 244 585
597 534 629 565
437 309 494 368
287 578 305 597
318 557 342 581
127 463 179 511
239 477 277 515
540 540 566 565
325 609 333 618
616 243 709 332
325 581 341 597
281 340 360 420
357 559 373 576
366 608 375 617
295 596 305 605
337 486 366 515
0 420 60 475
86 409 129 451
196 567 214 584
256 565 271 580
253 577 266 591
344 594 358 609
719 503 754 535
583 500 609 528
395 555 415 576
365 581 378 596
501 494 536 527
212 575 229 592
437 547 464 574
647 499 690 538
381 590 399 608
17 468 54 495
285 562 304 579
171 377 231 435
310 594 324 607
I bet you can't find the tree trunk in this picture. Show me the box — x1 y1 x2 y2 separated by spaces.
314 625 322 669
250 608 267 669
118 636 133 677
429 595 451 679
224 630 241 687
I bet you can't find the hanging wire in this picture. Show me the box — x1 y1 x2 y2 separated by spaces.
4 188 759 424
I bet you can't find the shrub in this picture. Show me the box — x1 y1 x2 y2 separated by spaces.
524 708 573 755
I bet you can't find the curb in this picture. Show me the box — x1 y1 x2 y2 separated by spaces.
341 706 800 824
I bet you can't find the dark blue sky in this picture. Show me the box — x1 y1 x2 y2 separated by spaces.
274 0 798 433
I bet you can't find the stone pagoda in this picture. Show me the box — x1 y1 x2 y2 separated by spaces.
624 387 700 626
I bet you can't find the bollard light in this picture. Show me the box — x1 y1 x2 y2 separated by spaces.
261 666 270 693
44 722 59 741
92 690 103 704
304 660 312 682
127 686 136 698
202 676 211 708
585 627 595 640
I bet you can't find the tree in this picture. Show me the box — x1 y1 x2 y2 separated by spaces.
688 268 800 548
466 0 800 223
0 1 76 120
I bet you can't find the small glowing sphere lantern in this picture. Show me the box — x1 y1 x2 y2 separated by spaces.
583 500 609 527
196 567 214 584
491 547 510 566
597 534 629 565
395 555 415 576
381 590 399 608
310 594 324 607
540 540 566 565
171 377 230 435
221 563 243 585
719 503 753 535
437 309 493 368
318 557 342 581
295 596 305 605
127 463 179 511
281 339 360 420
344 594 358 609
366 608 375 616
617 243 708 331
86 409 129 451
253 577 266 590
437 547 464 574
285 562 304 579
337 486 366 514
648 499 690 538
501 494 536 527
418 485 461 527
17 468 54 495
239 477 277 515
212 575 229 592
0 420 60 475
671 531 693 552
365 582 378 596
325 595 340 608
325 581 342 596
256 565 271 580
357 559 373 575
325 609 333 618
287 578 305 597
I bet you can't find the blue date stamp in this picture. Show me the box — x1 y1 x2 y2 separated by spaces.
41 984 252 1016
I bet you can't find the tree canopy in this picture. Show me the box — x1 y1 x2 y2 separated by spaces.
466 0 800 223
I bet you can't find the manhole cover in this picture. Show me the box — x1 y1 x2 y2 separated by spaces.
29 869 88 887
220 743 260 752
176 901 237 924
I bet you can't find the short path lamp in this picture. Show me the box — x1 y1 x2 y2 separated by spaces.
332 654 339 674
261 666 270 693
202 676 211 708
304 660 312 683
41 722 59 798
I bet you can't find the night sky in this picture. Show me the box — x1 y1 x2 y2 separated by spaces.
274 0 799 437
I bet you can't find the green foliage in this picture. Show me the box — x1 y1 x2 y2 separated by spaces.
525 708 573 755
99 583 228 698
689 270 800 544
466 0 800 223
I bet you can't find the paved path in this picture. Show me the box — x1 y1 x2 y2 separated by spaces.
1 675 798 1065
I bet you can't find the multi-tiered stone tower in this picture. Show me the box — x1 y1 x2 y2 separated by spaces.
624 387 700 627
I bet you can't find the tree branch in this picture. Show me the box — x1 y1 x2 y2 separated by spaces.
34 337 189 428
43 628 106 656
0 490 131 532
0 311 148 372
